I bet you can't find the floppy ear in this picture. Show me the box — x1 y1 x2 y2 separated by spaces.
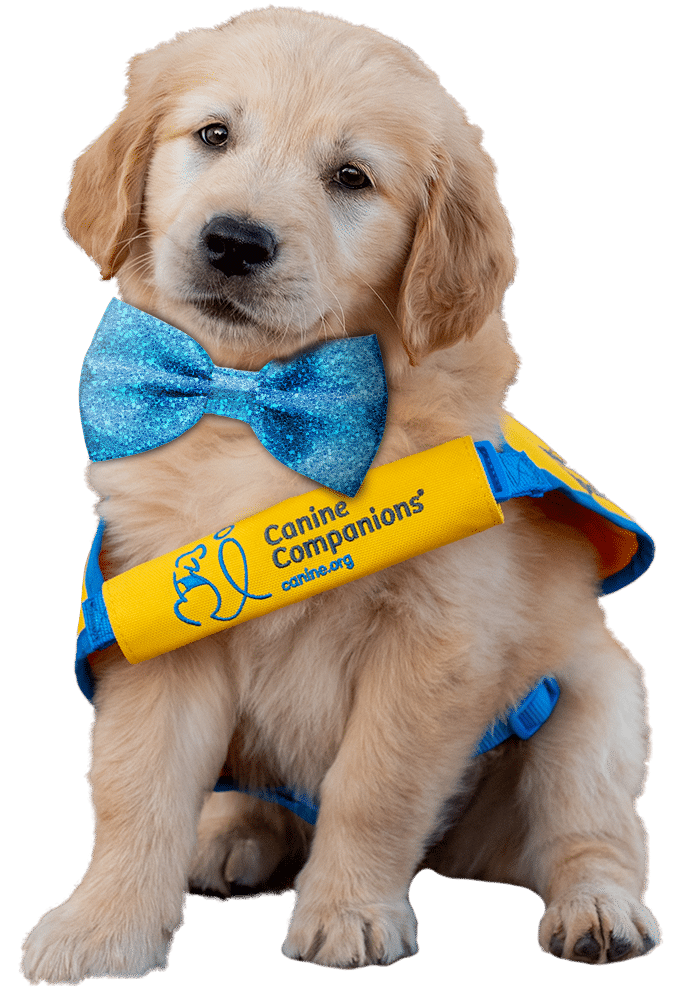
63 57 165 280
398 132 515 362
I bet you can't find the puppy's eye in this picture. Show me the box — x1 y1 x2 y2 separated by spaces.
334 164 372 190
199 123 229 147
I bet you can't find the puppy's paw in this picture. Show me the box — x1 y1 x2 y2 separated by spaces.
189 822 287 895
282 896 417 967
22 898 173 983
539 884 659 963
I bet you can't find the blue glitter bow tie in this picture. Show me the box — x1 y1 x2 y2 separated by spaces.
80 299 388 496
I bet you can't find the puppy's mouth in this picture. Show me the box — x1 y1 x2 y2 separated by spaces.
186 291 261 325
182 282 328 345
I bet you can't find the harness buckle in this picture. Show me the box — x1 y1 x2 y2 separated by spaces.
507 676 561 740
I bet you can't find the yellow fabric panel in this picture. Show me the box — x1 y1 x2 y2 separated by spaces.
501 414 634 522
102 436 502 664
501 414 639 580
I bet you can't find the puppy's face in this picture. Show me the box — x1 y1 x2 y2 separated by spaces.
140 23 445 352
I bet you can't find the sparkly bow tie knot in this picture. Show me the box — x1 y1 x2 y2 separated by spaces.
80 299 388 496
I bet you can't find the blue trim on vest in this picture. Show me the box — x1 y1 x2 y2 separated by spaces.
75 518 107 702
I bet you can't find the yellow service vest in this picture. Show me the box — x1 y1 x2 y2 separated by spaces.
75 414 652 697
73 415 652 824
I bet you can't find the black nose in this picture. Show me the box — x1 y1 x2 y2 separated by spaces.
201 216 278 277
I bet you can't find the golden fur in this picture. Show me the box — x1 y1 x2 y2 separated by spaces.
23 7 657 979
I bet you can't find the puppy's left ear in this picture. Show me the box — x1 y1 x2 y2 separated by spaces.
398 127 515 362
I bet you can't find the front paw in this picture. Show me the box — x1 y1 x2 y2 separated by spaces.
539 884 659 963
282 895 417 967
22 897 174 983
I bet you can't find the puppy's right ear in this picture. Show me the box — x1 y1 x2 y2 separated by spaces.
63 55 165 280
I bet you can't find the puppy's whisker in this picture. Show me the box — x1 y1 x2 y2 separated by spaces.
120 249 157 281
315 280 347 335
317 309 335 344
358 278 398 326
115 227 153 250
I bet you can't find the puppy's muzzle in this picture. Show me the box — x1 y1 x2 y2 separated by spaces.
202 216 278 277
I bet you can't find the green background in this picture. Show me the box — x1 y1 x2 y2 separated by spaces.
0 0 678 998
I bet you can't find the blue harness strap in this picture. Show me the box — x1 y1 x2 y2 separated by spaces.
474 676 561 755
215 675 561 825
213 778 322 826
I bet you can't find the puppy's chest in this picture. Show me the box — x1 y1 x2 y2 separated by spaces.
224 598 361 788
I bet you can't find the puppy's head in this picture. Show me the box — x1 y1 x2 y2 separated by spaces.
65 8 514 362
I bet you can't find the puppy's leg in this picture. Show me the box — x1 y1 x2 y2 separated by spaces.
189 791 310 895
517 625 659 962
23 641 235 983
282 631 503 967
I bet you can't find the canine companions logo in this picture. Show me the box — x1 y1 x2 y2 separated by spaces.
172 526 273 626
263 490 426 569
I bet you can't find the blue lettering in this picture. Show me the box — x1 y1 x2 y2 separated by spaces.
303 536 329 558
327 529 343 554
393 501 411 520
273 547 291 568
280 551 355 592
264 524 282 545
369 507 382 530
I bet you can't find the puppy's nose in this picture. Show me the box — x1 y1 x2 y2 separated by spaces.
201 216 278 277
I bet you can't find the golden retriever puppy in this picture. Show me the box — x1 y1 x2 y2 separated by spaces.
23 7 658 980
